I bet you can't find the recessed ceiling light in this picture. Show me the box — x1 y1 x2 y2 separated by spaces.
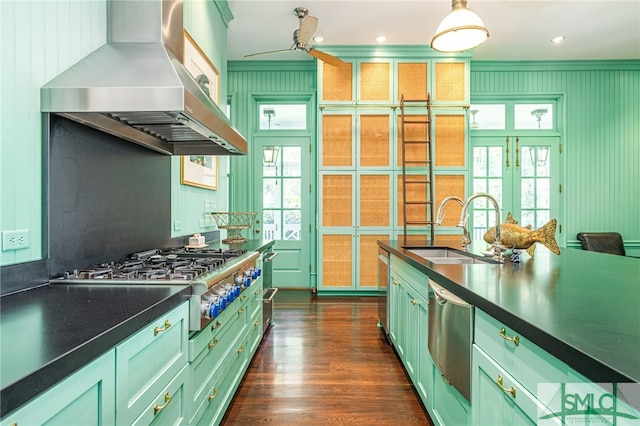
551 36 566 44
376 35 387 43
313 35 325 43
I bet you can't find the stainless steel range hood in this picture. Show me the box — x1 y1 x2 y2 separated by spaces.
41 0 247 156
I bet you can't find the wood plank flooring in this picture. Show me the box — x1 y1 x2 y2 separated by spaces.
221 290 433 425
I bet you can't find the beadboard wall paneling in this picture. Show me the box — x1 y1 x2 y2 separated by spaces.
0 0 106 266
171 0 231 238
227 62 317 212
470 62 640 247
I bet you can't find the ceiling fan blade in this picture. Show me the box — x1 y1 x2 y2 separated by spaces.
244 48 293 58
307 48 346 67
298 15 318 44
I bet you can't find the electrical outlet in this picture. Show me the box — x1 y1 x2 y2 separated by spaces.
174 221 182 231
199 219 205 228
2 229 30 251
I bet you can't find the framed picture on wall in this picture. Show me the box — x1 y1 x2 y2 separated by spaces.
183 30 219 105
181 156 218 190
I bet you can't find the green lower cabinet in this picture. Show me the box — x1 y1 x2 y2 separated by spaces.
472 345 547 425
389 272 406 357
131 364 190 425
0 350 116 426
115 301 189 425
430 358 472 426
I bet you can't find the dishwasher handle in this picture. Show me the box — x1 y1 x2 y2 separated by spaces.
428 279 471 307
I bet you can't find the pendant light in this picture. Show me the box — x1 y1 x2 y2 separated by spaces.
431 0 489 53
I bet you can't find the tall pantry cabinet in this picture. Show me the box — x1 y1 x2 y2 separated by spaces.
317 50 471 293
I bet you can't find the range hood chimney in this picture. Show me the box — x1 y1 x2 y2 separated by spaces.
41 0 247 156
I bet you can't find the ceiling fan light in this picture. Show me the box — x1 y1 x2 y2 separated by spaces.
431 0 489 52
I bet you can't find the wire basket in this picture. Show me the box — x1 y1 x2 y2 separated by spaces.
211 212 257 243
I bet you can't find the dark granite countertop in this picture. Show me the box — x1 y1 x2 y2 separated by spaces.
379 239 640 385
0 238 274 417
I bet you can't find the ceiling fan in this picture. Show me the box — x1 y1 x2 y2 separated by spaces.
244 7 345 67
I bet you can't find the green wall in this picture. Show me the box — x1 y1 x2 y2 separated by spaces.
471 61 640 253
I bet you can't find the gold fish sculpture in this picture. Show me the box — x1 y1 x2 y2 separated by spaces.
483 213 560 257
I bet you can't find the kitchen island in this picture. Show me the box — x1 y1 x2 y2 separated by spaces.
380 238 640 424
0 239 274 420
380 239 640 384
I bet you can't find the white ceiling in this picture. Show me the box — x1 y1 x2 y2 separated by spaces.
227 0 640 62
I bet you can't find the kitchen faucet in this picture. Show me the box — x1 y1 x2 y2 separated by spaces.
459 193 505 262
435 196 471 252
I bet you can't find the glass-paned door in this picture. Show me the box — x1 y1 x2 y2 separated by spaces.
255 136 310 287
471 136 560 241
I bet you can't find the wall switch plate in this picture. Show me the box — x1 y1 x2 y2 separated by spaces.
174 221 182 231
2 229 30 251
199 219 205 228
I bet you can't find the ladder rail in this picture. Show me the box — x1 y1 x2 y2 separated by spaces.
400 94 435 244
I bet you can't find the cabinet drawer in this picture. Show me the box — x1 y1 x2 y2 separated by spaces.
472 345 550 425
474 309 569 395
131 364 189 426
430 360 471 426
0 350 115 426
116 301 189 425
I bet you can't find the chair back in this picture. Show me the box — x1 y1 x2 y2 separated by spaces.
576 232 626 256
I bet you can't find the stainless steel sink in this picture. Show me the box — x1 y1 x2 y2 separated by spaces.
405 248 498 264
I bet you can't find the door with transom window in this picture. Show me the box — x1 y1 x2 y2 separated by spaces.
253 136 311 287
468 100 562 245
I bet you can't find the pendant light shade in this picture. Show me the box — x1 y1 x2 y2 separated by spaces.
431 0 489 52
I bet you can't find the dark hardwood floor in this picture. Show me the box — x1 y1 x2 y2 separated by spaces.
221 290 433 425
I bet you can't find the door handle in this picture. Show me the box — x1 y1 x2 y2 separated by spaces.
505 137 510 168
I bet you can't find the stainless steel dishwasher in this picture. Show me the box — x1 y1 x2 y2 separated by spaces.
428 279 473 401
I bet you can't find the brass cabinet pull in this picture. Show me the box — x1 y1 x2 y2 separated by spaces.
496 375 516 398
208 388 219 401
410 299 419 305
208 338 219 350
240 294 247 301
254 288 260 295
211 321 221 331
153 392 172 415
505 137 510 167
515 137 520 167
499 327 520 346
237 345 245 353
392 278 399 286
237 307 245 315
253 319 260 327
153 320 171 336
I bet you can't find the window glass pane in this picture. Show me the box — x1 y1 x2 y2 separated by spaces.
284 210 302 240
537 210 550 227
521 210 535 227
488 179 502 205
473 147 487 176
488 147 502 176
521 146 535 177
469 104 505 129
263 179 280 208
283 147 301 176
263 210 282 240
536 147 551 176
473 179 487 194
283 178 301 208
259 104 307 130
521 178 535 209
537 178 550 208
514 104 553 129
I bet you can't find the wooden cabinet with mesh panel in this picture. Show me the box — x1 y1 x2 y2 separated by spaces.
320 60 392 104
317 52 469 292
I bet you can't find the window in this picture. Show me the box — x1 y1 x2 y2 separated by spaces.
259 104 307 130
262 146 302 241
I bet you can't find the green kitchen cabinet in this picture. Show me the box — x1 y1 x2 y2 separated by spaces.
0 350 115 426
472 308 640 425
389 255 434 412
188 280 262 426
115 301 189 425
130 364 190 426
429 358 471 426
